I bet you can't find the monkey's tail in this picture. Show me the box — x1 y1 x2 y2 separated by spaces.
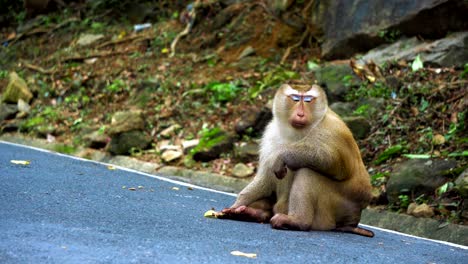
334 226 375 237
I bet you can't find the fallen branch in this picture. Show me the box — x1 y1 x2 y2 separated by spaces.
8 17 79 46
60 50 135 63
22 61 57 75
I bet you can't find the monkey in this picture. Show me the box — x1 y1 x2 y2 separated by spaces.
218 80 374 237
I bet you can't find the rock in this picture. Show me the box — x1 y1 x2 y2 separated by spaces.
342 116 371 139
455 169 468 198
407 203 434 218
312 63 358 103
386 159 458 204
232 163 254 178
329 102 355 117
159 124 182 138
108 130 152 155
161 150 183 163
362 32 468 68
83 131 109 149
310 0 468 59
192 132 235 162
182 139 200 154
108 110 145 135
17 99 31 114
235 141 259 162
235 107 272 136
2 72 33 104
76 33 104 46
461 199 468 220
0 103 18 122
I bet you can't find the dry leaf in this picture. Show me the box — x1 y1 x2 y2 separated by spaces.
11 160 30 165
128 187 136 191
230 251 257 259
172 187 180 191
107 165 116 170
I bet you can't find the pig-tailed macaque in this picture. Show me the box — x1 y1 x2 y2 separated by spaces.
219 81 374 237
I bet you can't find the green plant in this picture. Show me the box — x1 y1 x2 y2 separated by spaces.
378 29 401 42
398 194 410 208
0 70 8 79
106 79 127 93
370 172 389 186
250 67 299 98
205 81 241 104
461 63 468 78
190 127 227 156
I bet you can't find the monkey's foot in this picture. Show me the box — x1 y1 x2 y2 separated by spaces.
219 206 272 223
270 213 310 231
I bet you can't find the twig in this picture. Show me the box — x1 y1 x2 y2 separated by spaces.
96 35 149 49
60 50 134 63
169 0 201 57
22 61 56 74
280 27 310 64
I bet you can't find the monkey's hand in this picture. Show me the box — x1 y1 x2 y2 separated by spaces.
272 159 287 179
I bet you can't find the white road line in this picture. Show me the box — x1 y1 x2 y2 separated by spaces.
1 140 467 250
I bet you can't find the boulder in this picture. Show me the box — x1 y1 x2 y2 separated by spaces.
232 163 254 178
362 32 468 68
455 168 468 198
407 203 435 218
161 150 183 163
0 103 18 122
192 131 236 162
309 0 468 59
342 116 371 140
312 63 358 103
108 130 152 155
108 110 145 135
386 159 457 204
2 72 33 104
235 141 259 162
235 107 272 136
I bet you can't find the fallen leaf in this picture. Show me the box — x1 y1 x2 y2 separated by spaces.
11 160 30 165
107 165 116 170
128 187 136 191
172 187 180 191
230 251 257 259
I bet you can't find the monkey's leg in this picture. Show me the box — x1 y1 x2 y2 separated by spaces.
219 199 273 223
270 169 315 231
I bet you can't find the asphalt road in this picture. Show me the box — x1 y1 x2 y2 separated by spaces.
0 141 467 263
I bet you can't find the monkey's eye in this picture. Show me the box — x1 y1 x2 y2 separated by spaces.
290 95 301 102
303 96 315 102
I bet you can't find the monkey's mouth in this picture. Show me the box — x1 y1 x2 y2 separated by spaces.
291 121 307 129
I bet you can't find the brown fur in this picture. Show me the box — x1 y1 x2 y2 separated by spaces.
220 82 374 237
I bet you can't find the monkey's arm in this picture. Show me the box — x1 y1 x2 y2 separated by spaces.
274 141 350 181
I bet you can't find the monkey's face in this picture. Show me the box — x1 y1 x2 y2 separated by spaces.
275 83 328 130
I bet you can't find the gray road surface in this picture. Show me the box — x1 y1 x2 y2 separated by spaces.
0 141 466 263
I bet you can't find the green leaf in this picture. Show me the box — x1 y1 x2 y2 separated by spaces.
448 151 468 157
307 61 320 71
403 154 431 159
375 144 404 165
411 55 424 72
